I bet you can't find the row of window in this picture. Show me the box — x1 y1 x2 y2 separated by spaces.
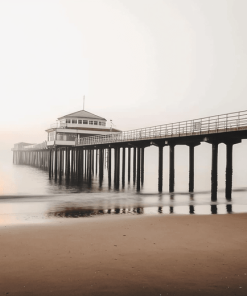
65 119 106 126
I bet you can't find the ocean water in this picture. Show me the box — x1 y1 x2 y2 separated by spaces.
1 142 247 226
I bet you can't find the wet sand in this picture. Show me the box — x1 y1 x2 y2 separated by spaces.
1 214 247 296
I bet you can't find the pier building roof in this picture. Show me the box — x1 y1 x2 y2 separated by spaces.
58 110 106 121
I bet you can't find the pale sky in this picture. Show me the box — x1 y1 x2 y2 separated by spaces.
0 0 247 149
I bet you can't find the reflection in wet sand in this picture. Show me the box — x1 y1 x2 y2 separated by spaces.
1 195 247 226
47 207 145 218
45 203 243 220
226 204 232 213
211 205 217 214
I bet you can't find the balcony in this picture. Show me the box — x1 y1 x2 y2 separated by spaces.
50 122 66 128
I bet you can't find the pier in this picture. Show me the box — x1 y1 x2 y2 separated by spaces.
12 110 247 200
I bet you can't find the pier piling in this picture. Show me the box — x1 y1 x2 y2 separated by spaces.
133 147 136 184
49 149 52 179
137 147 141 191
225 143 233 200
122 147 125 186
54 147 58 181
141 147 144 185
189 145 194 192
169 145 175 193
158 146 163 193
128 147 131 183
108 148 111 187
211 143 218 201
59 148 62 181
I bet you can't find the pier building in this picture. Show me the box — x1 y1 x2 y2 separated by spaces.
46 109 121 147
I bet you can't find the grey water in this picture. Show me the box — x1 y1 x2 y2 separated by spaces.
1 142 247 226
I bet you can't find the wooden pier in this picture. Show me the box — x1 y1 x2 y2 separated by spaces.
12 110 247 200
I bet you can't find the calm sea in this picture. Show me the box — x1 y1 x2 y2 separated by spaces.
1 142 247 226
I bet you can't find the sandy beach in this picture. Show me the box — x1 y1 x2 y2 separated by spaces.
1 214 247 296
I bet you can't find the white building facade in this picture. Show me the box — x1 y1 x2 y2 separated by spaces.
46 110 120 147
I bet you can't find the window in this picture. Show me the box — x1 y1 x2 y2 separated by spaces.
57 133 77 141
49 132 55 141
89 121 93 125
78 120 82 124
72 119 77 124
94 121 98 125
99 122 102 126
83 120 88 124
102 122 106 126
66 119 71 123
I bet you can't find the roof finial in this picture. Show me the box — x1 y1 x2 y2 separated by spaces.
83 95 85 110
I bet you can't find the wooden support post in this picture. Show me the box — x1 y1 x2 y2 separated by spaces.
122 147 125 186
54 147 58 181
99 148 103 186
85 150 87 179
137 147 141 191
108 148 111 187
92 149 94 175
61 149 64 175
117 147 120 188
38 152 40 167
87 150 90 178
102 149 105 176
211 143 218 201
128 147 131 183
67 148 70 179
88 150 92 181
73 148 76 173
169 145 175 192
95 149 97 175
59 148 62 181
141 147 144 185
225 143 233 200
71 148 74 174
49 149 52 179
65 147 68 179
51 150 54 177
158 146 163 193
77 149 80 181
81 149 84 179
114 148 118 188
104 149 106 168
133 147 136 184
189 145 194 192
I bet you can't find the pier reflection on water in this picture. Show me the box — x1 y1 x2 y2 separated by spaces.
1 189 247 226
47 203 234 219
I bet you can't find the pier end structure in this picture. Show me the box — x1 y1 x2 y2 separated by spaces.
45 109 121 148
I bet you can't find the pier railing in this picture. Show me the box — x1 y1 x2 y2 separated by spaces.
50 122 66 128
76 110 247 146
21 142 47 150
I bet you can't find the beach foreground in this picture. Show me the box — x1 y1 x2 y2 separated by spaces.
1 214 247 296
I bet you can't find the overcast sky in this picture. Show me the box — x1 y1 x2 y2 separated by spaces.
0 0 247 148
